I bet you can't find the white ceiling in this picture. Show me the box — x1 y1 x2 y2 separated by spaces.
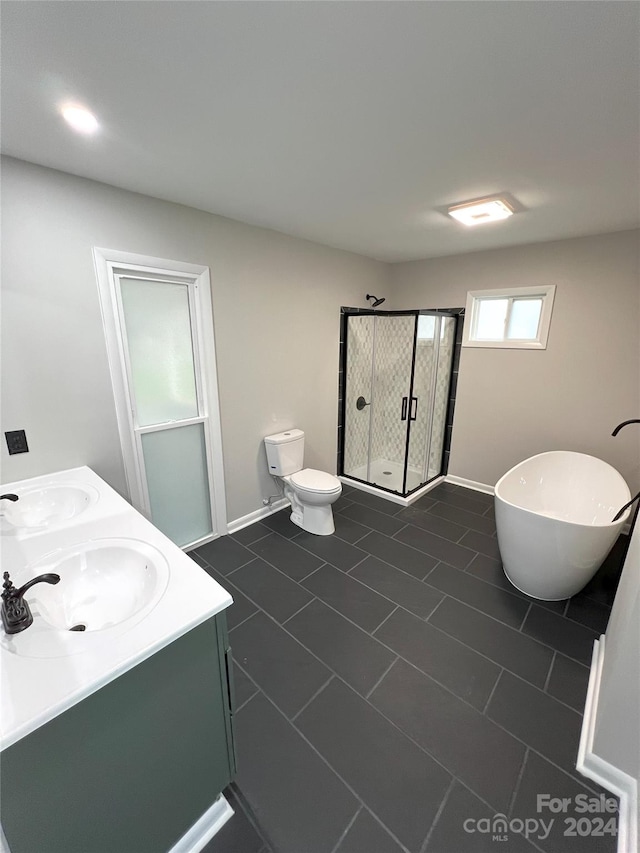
2 1 639 262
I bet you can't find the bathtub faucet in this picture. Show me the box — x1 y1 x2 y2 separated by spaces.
613 493 640 523
611 419 640 525
611 419 640 436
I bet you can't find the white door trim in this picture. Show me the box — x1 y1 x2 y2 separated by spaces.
92 247 227 544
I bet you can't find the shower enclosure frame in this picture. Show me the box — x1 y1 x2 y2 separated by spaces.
338 308 460 500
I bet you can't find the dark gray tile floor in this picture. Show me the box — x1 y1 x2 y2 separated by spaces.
194 482 625 853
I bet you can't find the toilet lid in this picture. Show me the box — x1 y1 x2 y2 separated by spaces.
290 469 341 493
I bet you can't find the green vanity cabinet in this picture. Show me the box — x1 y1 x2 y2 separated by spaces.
1 612 236 853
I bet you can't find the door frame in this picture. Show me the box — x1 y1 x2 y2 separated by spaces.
93 247 227 547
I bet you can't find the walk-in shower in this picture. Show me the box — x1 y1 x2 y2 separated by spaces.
339 309 460 498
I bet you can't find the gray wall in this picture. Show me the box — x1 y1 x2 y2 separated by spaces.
388 231 640 492
2 156 638 526
0 157 388 522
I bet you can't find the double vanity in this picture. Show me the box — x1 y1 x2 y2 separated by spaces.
0 467 235 853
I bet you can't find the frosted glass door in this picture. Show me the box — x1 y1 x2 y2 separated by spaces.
119 279 198 426
141 425 212 547
117 276 214 547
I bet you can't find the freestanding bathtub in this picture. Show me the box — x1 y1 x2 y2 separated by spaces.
494 451 631 600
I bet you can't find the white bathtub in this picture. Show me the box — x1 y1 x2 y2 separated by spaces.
494 451 631 600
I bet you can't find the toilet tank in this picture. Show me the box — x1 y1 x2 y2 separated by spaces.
264 429 305 476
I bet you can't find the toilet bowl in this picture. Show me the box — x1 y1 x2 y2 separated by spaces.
263 429 342 536
284 469 342 536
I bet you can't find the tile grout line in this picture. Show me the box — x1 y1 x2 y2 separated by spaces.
482 667 504 715
421 580 535 637
228 609 260 635
297 563 326 585
232 530 272 547
507 748 530 818
369 604 400 636
424 593 446 622
244 534 328 580
290 673 336 722
347 550 439 587
518 601 533 632
239 684 423 853
234 686 260 715
281 596 317 626
419 776 457 853
420 589 594 683
328 805 363 853
390 522 410 539
542 651 557 694
365 655 400 700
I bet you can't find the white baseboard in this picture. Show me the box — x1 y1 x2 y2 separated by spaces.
444 475 494 496
0 796 234 853
168 794 234 853
227 498 290 534
577 636 638 853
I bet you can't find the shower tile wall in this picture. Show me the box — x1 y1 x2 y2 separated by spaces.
369 315 415 468
342 315 374 475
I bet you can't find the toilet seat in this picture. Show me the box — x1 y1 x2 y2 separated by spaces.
289 469 341 495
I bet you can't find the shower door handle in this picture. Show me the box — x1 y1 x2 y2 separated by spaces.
410 397 418 421
401 396 408 421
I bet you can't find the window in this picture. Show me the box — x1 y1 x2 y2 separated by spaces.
463 285 556 349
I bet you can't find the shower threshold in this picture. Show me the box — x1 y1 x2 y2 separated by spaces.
340 458 444 507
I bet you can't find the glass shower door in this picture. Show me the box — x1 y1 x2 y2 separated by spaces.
343 315 375 483
406 313 457 488
427 315 456 480
406 314 439 492
343 313 416 494
368 315 416 492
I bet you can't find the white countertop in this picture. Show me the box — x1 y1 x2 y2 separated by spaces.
0 467 232 750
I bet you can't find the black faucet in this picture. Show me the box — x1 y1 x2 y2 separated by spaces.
611 419 640 527
1 571 61 635
611 419 640 436
0 494 19 502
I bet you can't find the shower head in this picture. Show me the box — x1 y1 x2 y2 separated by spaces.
366 293 386 308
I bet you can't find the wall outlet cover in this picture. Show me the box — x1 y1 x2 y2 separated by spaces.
5 430 29 455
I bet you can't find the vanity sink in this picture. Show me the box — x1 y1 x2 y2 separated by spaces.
1 483 99 530
26 538 170 632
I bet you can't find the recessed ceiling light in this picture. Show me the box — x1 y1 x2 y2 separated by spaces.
60 105 99 135
447 196 514 226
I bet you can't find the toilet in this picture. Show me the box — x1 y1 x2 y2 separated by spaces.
264 429 342 535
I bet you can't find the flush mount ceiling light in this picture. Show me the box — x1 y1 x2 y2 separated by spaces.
60 104 99 134
447 196 514 226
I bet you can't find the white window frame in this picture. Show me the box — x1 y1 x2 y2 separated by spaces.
462 284 556 349
92 247 227 548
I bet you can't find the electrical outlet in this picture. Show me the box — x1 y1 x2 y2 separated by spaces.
5 430 29 455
